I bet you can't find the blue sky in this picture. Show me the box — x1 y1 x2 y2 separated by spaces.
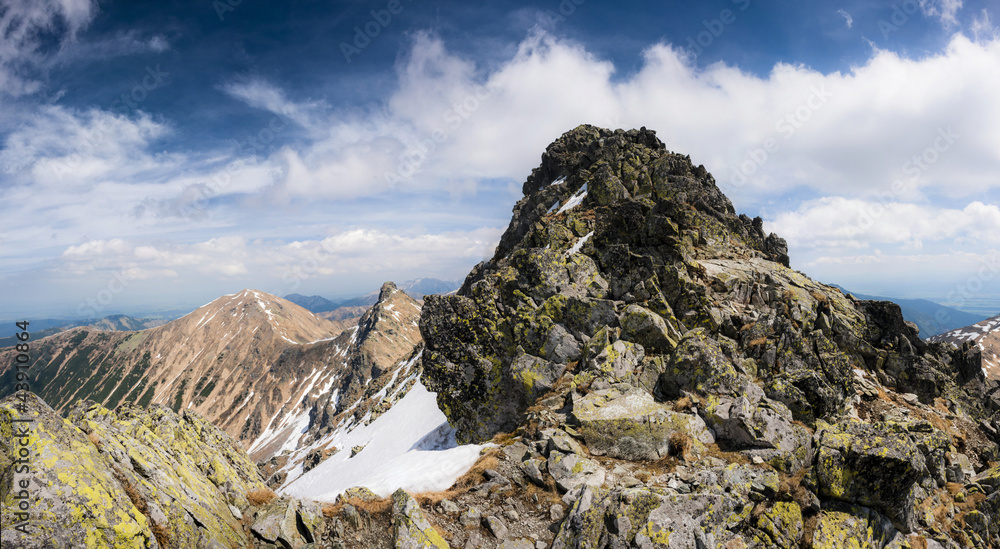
2 0 1000 319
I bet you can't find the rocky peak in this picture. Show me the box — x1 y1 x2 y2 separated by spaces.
419 126 1000 546
489 124 788 271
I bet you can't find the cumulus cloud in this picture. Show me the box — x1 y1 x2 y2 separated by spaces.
769 199 1000 252
222 31 1000 210
53 227 502 294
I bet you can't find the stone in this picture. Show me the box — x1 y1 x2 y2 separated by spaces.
547 451 606 493
620 304 679 354
521 458 547 486
0 393 266 549
815 422 927 531
460 506 483 527
702 387 813 472
752 502 803 548
391 488 449 549
571 389 713 461
541 428 585 456
552 485 746 549
503 441 531 462
484 515 509 540
810 504 902 549
657 328 743 398
439 498 460 514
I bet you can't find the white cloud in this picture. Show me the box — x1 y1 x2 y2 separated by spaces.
971 9 998 42
51 228 501 295
7 27 1000 310
0 105 173 185
920 0 963 28
768 198 1000 251
0 0 97 96
221 77 326 132
838 9 854 28
218 31 1000 209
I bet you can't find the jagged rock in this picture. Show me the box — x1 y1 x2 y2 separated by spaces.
0 392 267 548
540 428 585 456
811 503 903 548
702 382 813 472
751 502 803 548
553 486 747 548
815 422 928 531
657 328 743 398
521 458 546 486
338 486 380 502
547 451 606 493
416 125 999 546
459 506 482 527
483 514 509 540
571 389 713 461
391 488 449 549
620 304 679 354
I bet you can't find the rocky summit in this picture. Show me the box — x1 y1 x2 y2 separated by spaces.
419 125 1000 547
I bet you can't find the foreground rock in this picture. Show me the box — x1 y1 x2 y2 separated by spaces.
0 392 268 548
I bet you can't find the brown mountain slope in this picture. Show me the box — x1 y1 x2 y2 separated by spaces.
0 284 422 462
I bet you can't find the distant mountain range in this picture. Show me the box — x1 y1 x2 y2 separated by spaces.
832 286 987 338
0 314 169 347
284 277 459 312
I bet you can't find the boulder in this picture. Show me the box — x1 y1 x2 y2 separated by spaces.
657 328 743 398
620 304 679 354
571 389 713 461
815 422 928 531
702 383 812 472
391 489 449 549
547 451 606 493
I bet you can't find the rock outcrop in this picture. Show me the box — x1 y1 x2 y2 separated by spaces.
420 125 1000 547
0 392 268 548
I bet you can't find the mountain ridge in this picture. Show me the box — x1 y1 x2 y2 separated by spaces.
831 285 987 338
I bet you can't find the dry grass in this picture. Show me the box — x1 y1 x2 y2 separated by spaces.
490 431 517 446
809 291 828 304
150 522 171 548
668 432 693 462
246 487 277 506
740 322 756 332
703 443 751 465
673 395 693 412
748 337 768 347
801 514 819 548
87 431 103 451
112 467 170 548
322 494 393 520
413 450 501 507
634 470 652 483
346 496 393 515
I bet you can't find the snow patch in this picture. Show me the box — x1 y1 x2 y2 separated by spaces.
557 183 588 214
566 231 594 256
280 378 486 501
